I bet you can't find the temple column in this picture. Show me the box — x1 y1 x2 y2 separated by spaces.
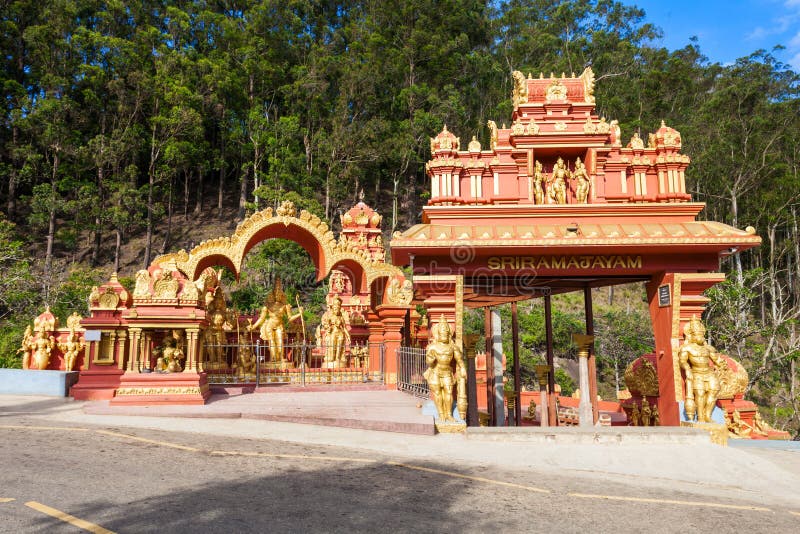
377 305 409 386
184 328 201 372
366 312 385 376
126 328 142 372
535 364 551 427
491 308 505 426
647 272 725 426
544 295 558 425
573 334 595 427
584 287 599 424
463 333 480 427
511 301 522 426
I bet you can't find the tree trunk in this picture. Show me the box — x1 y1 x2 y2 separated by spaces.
91 163 104 266
144 125 157 269
237 165 248 221
183 169 189 220
113 228 122 274
7 125 19 217
44 150 60 279
218 134 225 216
194 166 203 215
162 176 174 254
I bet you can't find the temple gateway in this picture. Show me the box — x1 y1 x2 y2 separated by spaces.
16 69 786 441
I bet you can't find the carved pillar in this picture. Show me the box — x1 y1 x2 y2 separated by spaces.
366 312 385 374
116 330 127 370
647 272 725 426
573 334 595 427
535 364 551 427
463 333 480 427
126 328 142 372
377 306 408 385
184 328 201 372
491 308 505 426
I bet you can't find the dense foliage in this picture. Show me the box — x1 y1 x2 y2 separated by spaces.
1 1 798 434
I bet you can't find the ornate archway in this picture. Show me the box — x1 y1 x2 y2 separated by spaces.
152 200 406 295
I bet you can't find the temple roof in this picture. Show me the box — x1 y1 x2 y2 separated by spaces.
391 219 760 263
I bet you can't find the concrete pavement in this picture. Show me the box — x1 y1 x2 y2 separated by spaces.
2 392 800 510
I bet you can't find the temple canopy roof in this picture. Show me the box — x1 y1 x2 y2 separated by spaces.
390 68 760 302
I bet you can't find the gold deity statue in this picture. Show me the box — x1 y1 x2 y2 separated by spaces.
572 157 590 203
17 325 33 369
58 327 85 371
321 295 350 366
25 327 56 370
248 278 302 363
532 160 545 204
204 286 230 369
155 330 185 373
547 157 570 204
678 315 728 423
423 315 467 422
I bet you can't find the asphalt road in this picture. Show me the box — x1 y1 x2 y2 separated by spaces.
1 409 799 533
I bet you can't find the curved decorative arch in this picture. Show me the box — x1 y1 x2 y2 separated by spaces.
152 202 406 291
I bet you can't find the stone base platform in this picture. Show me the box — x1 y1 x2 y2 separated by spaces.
109 372 211 405
466 425 723 445
0 369 79 397
70 369 124 400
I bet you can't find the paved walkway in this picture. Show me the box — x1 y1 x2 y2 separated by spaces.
2 392 800 509
85 388 436 434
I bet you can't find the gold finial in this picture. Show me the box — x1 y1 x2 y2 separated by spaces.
661 119 666 128
358 189 365 202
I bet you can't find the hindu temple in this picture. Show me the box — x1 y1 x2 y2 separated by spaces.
12 68 788 441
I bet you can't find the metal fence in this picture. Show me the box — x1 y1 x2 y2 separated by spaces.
203 342 384 387
396 346 429 398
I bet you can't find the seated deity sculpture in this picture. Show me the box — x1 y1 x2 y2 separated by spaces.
155 332 185 373
678 315 728 423
248 278 302 363
423 315 467 421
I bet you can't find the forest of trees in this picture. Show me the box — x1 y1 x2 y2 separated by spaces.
0 1 798 434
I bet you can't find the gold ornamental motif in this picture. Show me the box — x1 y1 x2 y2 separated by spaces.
716 357 748 399
511 70 528 108
545 77 568 102
624 357 659 397
133 270 151 297
153 271 179 299
98 287 120 309
151 201 405 289
115 385 209 396
580 66 595 103
386 278 414 305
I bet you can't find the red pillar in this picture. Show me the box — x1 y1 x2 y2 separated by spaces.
377 305 408 386
647 272 725 426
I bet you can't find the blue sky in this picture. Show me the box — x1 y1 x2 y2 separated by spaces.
628 0 800 70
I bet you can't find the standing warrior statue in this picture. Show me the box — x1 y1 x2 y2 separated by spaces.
322 295 350 366
547 157 570 204
423 315 467 422
678 315 728 423
248 278 302 363
572 157 591 203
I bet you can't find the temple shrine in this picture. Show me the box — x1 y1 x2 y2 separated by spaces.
12 68 789 440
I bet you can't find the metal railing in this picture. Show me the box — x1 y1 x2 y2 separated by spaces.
396 346 429 398
202 342 384 387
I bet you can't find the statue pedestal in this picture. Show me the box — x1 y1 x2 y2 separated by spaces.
680 421 728 446
423 400 467 433
110 372 210 405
